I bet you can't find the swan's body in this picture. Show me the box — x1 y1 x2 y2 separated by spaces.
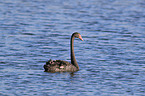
43 32 83 72
44 60 79 72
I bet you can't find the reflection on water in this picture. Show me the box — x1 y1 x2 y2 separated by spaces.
0 0 145 96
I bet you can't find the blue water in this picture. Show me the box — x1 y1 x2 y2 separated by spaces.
0 0 145 96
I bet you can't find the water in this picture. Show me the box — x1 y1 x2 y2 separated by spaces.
0 0 145 96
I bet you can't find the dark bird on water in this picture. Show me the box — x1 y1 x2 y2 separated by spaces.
43 32 83 72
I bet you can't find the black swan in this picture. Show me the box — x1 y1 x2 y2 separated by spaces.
43 32 83 72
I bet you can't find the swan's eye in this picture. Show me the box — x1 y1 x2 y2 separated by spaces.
75 35 79 38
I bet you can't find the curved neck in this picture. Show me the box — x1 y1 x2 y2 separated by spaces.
71 35 79 69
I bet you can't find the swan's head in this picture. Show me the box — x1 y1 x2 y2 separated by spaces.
73 32 83 41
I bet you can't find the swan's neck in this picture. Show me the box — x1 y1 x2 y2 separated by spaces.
71 35 79 69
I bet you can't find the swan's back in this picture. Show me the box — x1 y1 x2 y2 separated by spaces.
44 59 78 72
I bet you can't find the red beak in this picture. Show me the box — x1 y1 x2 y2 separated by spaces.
79 35 83 41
